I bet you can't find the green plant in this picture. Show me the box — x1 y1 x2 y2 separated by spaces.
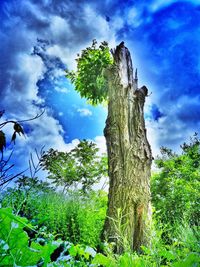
1 207 200 266
0 208 98 266
91 217 200 267
1 176 54 218
105 208 132 253
151 134 200 229
66 40 113 105
1 186 107 247
0 208 58 266
76 190 107 246
40 140 108 193
36 191 107 247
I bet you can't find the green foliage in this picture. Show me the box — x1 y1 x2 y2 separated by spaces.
1 176 54 218
0 208 98 266
1 184 107 247
91 222 200 267
0 208 58 266
41 191 106 247
0 208 199 266
1 133 200 266
40 140 108 193
66 40 113 105
151 134 200 228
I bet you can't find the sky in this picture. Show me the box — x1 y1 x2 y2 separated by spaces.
0 0 200 177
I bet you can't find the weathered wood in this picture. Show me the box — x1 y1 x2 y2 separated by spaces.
103 42 152 253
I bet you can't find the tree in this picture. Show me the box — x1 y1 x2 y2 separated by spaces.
151 134 200 229
40 140 108 193
67 41 152 252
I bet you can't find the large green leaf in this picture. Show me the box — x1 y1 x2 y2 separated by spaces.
0 208 58 266
0 208 41 266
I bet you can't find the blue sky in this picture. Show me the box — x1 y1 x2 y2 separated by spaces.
0 0 200 174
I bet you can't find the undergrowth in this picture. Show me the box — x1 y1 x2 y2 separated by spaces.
0 208 199 266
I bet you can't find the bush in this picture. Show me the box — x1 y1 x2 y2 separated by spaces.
151 135 200 228
29 190 107 247
1 182 107 247
92 222 200 267
1 202 199 266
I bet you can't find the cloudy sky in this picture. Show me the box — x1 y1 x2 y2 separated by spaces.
0 0 200 175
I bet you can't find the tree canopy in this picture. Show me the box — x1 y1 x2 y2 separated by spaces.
40 140 108 193
66 40 113 105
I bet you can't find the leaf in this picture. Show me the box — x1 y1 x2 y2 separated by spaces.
0 208 34 229
0 130 6 153
11 131 17 144
66 41 113 105
14 122 24 135
69 244 78 257
172 253 200 267
0 208 41 266
31 241 58 266
92 253 116 267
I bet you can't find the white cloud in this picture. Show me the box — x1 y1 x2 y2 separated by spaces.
44 4 117 71
50 15 70 38
110 16 125 32
127 7 143 27
46 45 78 70
93 135 107 155
84 5 113 41
77 108 92 117
5 54 44 105
149 0 176 12
54 86 69 94
149 0 200 13
58 111 63 116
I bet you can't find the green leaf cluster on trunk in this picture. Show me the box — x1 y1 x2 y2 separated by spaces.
66 40 113 105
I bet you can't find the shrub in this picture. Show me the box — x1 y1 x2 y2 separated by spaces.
1 185 107 248
151 135 200 228
0 207 199 266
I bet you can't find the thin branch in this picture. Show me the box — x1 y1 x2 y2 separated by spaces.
0 168 28 187
30 153 36 170
1 164 15 174
28 146 45 178
2 150 14 166
29 159 33 178
0 110 45 129
35 148 40 161
17 110 45 123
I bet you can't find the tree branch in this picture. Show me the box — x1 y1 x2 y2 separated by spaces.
0 110 45 129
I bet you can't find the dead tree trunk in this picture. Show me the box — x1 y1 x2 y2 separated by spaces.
103 42 152 253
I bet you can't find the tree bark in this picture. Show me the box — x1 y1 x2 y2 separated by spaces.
103 42 152 253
